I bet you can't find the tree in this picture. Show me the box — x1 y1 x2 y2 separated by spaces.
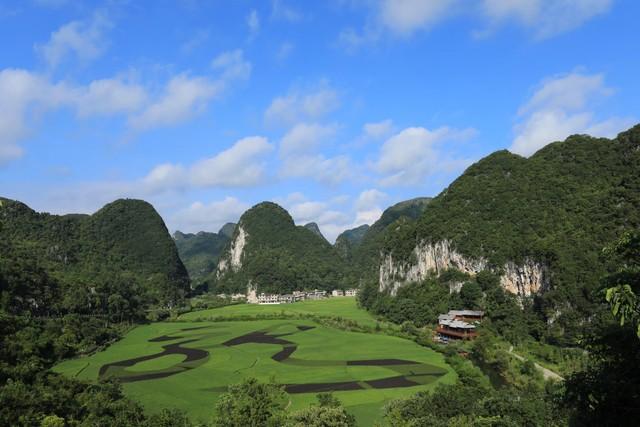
460 282 483 309
603 231 640 338
212 378 287 427
563 231 640 425
287 394 355 427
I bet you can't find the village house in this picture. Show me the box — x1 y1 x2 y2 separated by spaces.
246 288 328 304
435 310 484 343
332 289 345 297
345 289 358 297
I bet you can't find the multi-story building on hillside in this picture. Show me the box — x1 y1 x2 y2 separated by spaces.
435 310 484 343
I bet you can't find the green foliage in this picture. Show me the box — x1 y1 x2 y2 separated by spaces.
0 198 190 310
174 228 232 284
334 224 369 258
563 230 640 425
215 202 350 294
303 222 327 241
359 269 542 344
211 378 288 427
383 382 565 427
382 126 640 340
286 393 356 427
341 197 432 281
460 282 483 310
602 230 640 337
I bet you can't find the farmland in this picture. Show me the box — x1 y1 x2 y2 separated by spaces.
54 299 456 425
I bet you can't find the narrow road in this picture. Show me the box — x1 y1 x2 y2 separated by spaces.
508 346 564 381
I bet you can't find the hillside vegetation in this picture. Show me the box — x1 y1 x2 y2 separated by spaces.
214 202 350 294
0 198 190 309
174 225 235 283
341 197 432 281
380 125 640 341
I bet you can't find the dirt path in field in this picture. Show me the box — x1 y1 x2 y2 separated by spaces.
508 346 564 381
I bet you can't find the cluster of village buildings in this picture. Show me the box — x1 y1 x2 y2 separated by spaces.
216 290 482 343
434 310 484 343
245 288 358 304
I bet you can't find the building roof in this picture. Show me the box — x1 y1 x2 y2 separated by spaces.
448 310 484 317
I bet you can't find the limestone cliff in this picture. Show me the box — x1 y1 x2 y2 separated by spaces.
379 240 548 297
217 225 247 276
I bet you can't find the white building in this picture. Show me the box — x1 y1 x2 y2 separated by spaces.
332 289 344 297
345 289 358 297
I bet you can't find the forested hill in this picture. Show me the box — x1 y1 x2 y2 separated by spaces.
303 222 327 241
340 197 432 280
382 125 640 330
214 202 350 294
174 224 235 283
334 224 369 258
0 198 190 307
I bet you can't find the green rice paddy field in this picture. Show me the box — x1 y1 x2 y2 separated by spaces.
54 298 456 425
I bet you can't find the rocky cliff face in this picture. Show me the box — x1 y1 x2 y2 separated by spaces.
217 225 247 275
379 240 548 297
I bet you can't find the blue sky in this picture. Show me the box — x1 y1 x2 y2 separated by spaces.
1 0 638 241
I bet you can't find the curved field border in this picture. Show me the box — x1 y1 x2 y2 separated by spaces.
99 323 448 393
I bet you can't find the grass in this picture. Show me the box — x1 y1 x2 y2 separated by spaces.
55 298 455 426
180 296 379 327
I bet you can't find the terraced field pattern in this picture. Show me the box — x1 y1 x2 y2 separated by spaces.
54 298 456 425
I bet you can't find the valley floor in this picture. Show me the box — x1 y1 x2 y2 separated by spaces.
54 298 456 425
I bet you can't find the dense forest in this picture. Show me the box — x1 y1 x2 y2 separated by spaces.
374 126 640 343
214 202 351 294
337 197 432 283
174 224 235 285
0 198 190 309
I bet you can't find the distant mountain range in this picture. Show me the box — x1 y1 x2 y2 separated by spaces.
4 125 639 335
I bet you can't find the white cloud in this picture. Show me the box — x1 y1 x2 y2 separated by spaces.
0 49 253 166
211 49 252 81
280 123 337 155
247 9 260 37
265 83 340 126
282 192 387 242
276 42 294 61
171 197 249 233
36 11 112 68
286 198 352 242
75 78 148 117
363 119 394 140
480 0 612 39
130 50 250 131
356 189 387 210
128 74 221 130
271 0 302 22
379 0 457 36
340 0 612 48
0 69 143 164
375 126 476 186
181 29 210 54
289 201 328 223
510 72 635 156
190 136 274 187
142 163 188 193
518 73 611 115
280 154 351 185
